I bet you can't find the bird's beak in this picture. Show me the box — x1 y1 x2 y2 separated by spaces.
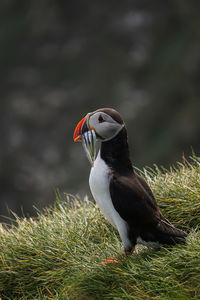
73 114 97 166
73 115 87 142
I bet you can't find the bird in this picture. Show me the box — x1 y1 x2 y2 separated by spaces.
73 108 187 260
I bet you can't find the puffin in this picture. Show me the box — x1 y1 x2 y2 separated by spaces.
73 108 187 258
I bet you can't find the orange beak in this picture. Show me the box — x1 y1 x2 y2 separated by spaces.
73 115 87 142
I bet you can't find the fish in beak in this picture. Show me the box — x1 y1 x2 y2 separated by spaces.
73 114 97 166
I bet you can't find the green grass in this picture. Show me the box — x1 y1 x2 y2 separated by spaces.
0 156 199 299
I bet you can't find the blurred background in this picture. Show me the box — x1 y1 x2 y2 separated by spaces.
0 0 199 222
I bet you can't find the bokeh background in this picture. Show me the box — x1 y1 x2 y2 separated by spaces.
0 0 199 222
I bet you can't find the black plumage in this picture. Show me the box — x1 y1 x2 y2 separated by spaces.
100 110 187 253
74 107 188 255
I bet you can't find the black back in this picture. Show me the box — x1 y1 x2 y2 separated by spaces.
101 127 133 175
100 123 187 249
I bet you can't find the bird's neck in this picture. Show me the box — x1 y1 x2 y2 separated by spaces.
100 127 134 175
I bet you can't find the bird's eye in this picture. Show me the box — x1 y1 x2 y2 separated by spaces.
98 115 104 123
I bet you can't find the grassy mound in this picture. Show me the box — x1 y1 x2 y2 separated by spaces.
0 157 199 299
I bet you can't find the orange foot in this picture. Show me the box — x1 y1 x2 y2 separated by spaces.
101 246 136 265
101 257 121 265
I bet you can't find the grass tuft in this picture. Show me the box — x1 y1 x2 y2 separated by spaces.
0 156 199 299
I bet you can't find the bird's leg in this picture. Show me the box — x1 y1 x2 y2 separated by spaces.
125 245 136 257
101 246 136 265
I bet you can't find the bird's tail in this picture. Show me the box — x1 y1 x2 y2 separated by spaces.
154 217 187 245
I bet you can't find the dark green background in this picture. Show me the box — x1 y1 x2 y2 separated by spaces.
0 0 199 221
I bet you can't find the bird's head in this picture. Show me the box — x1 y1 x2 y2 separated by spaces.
73 108 125 165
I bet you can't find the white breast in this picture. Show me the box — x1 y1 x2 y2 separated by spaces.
89 152 132 250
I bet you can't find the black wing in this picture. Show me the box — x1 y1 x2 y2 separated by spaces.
110 172 187 244
110 172 161 228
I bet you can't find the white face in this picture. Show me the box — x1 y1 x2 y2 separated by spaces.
88 111 124 141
